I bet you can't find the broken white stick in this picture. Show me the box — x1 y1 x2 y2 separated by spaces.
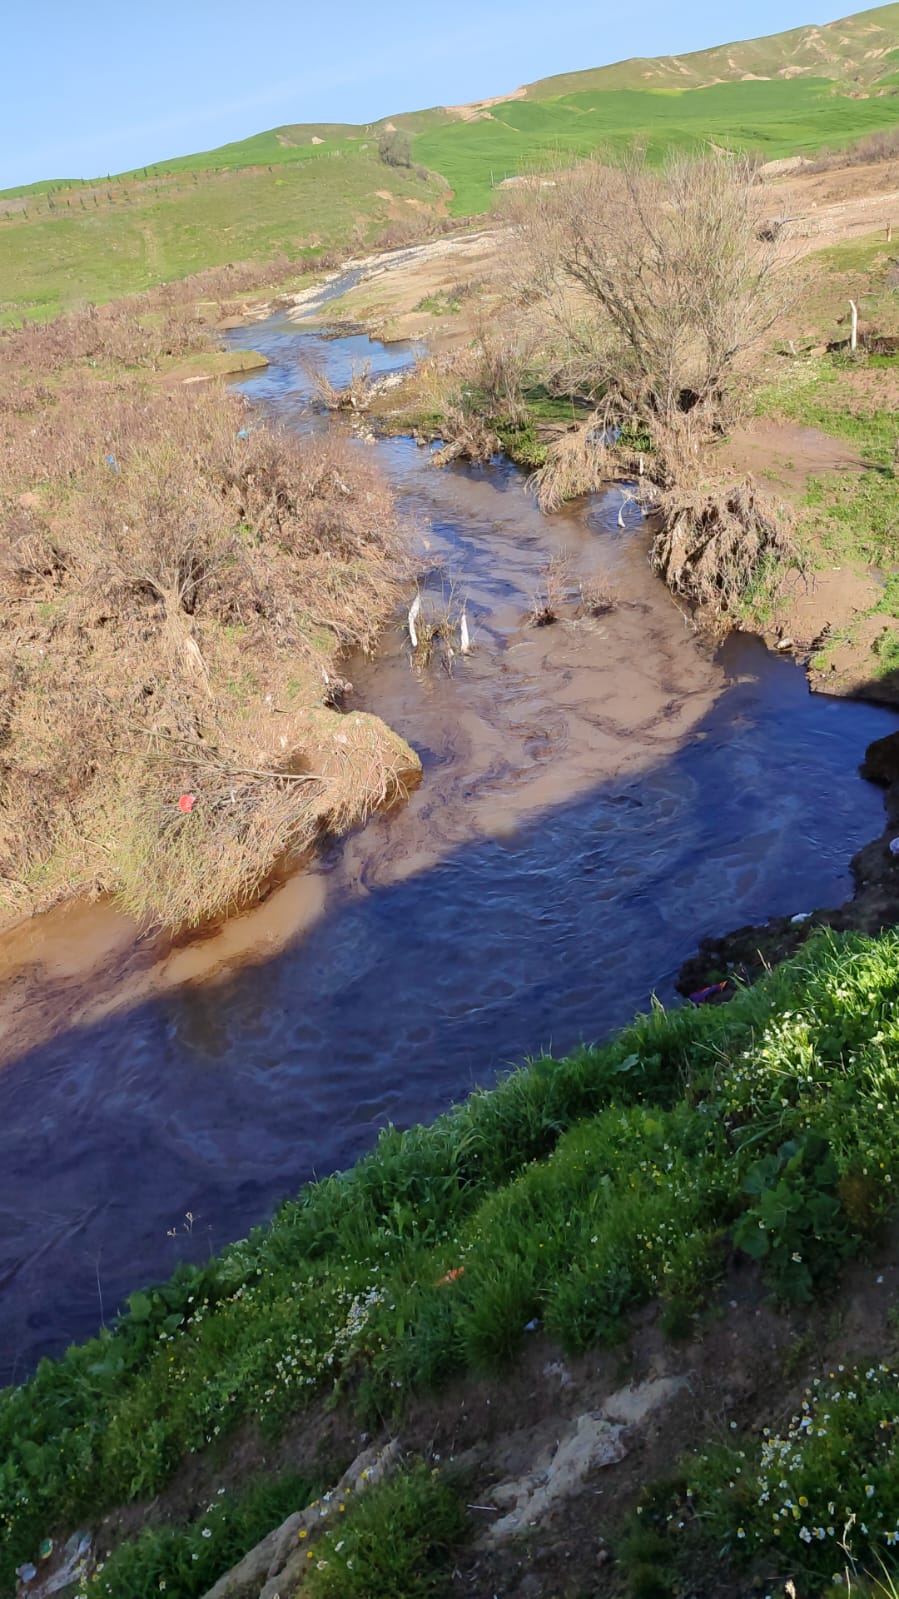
460 610 471 654
408 592 421 649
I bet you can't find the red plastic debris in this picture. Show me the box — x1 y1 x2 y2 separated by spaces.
178 794 196 813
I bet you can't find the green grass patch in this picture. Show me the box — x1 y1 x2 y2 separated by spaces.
0 154 439 320
756 356 899 578
84 1471 319 1599
414 77 899 215
412 290 462 317
6 931 899 1589
307 1464 465 1598
644 1361 899 1587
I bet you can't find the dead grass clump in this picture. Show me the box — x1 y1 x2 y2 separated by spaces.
432 402 501 465
576 579 617 618
530 552 575 626
405 586 471 670
468 320 536 427
531 414 614 510
303 357 376 412
806 128 899 173
648 476 797 613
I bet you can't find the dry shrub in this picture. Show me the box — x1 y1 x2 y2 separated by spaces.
576 579 617 618
303 357 375 412
405 584 470 670
113 709 415 929
530 552 575 625
648 475 797 612
468 318 535 426
421 317 537 466
517 151 786 427
510 153 799 617
371 215 460 252
0 300 213 380
0 376 412 929
372 217 429 251
530 412 614 510
806 129 899 173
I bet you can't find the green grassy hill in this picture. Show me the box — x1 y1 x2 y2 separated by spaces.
7 2 899 319
0 154 445 322
414 73 899 215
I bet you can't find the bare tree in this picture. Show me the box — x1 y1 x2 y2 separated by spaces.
516 152 787 438
512 153 798 613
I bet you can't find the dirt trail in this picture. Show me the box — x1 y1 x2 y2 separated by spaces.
768 156 899 252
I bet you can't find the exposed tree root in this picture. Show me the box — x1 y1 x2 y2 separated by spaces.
647 475 798 613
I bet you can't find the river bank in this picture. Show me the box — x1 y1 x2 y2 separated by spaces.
0 280 423 937
296 159 899 712
7 927 899 1598
2 300 896 1385
5 236 899 1598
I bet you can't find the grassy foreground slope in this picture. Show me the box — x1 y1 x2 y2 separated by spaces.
5 927 899 1592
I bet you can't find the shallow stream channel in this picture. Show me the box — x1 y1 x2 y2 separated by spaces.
1 296 898 1379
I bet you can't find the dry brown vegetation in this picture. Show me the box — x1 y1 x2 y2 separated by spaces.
0 292 417 932
807 126 899 172
517 152 786 449
648 476 797 612
503 152 798 612
303 356 377 413
413 318 537 466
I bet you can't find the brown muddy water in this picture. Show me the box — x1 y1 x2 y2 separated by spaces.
2 311 898 1382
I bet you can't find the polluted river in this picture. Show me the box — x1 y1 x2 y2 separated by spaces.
2 293 898 1381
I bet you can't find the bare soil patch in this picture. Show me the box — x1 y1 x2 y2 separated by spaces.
715 416 865 496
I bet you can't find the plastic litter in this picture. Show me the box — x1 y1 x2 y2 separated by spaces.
178 793 196 814
19 1534 91 1596
236 427 249 440
104 453 120 472
524 1318 540 1332
688 980 728 1006
790 912 812 924
890 838 899 857
434 1266 464 1287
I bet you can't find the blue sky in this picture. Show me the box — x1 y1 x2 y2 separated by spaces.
1 0 862 189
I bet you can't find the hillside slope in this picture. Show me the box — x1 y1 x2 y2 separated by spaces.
7 4 899 316
520 1 899 96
